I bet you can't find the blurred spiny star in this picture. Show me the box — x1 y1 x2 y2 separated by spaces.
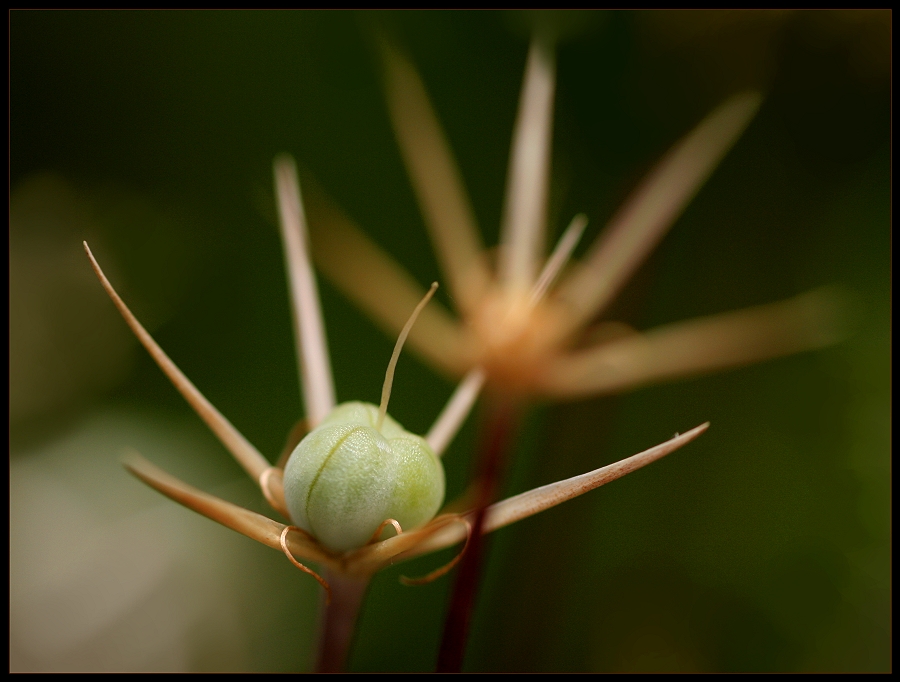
304 36 842 417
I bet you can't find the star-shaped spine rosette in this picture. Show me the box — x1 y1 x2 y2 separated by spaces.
302 37 843 400
84 156 708 590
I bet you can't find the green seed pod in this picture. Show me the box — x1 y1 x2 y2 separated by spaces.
283 402 445 553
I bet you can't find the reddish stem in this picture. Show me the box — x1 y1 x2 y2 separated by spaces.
314 570 370 672
436 397 520 672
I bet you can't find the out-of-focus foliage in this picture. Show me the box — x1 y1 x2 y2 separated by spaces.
10 10 889 672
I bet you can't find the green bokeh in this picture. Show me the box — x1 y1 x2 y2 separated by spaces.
11 10 889 672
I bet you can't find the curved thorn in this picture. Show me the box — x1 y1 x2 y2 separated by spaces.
483 423 709 534
123 452 331 566
280 526 332 602
405 424 710 557
260 467 290 519
367 518 404 545
378 282 439 430
85 242 270 482
344 514 460 575
400 515 472 586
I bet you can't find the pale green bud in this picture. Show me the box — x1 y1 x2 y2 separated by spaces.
283 401 445 553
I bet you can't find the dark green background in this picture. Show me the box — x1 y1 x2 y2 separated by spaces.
11 10 890 672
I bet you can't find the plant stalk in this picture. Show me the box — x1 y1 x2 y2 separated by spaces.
436 397 520 672
314 570 370 672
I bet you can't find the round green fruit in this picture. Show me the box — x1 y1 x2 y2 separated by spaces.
283 402 445 553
